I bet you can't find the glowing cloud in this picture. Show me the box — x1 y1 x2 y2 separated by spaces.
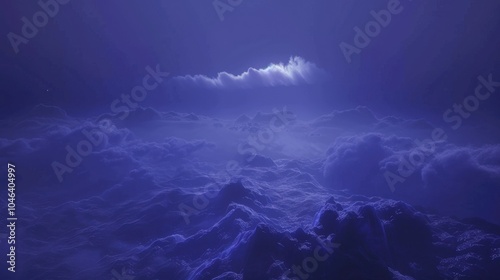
173 56 329 89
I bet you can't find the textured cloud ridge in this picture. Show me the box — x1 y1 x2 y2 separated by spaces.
173 56 329 89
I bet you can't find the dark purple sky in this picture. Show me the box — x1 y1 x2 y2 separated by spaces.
1 0 500 119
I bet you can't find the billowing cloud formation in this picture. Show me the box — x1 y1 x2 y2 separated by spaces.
0 106 216 195
3 104 500 279
322 134 424 197
323 133 500 224
173 56 329 89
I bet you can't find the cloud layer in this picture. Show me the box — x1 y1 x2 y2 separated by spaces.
173 56 329 89
2 104 500 279
323 133 500 224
